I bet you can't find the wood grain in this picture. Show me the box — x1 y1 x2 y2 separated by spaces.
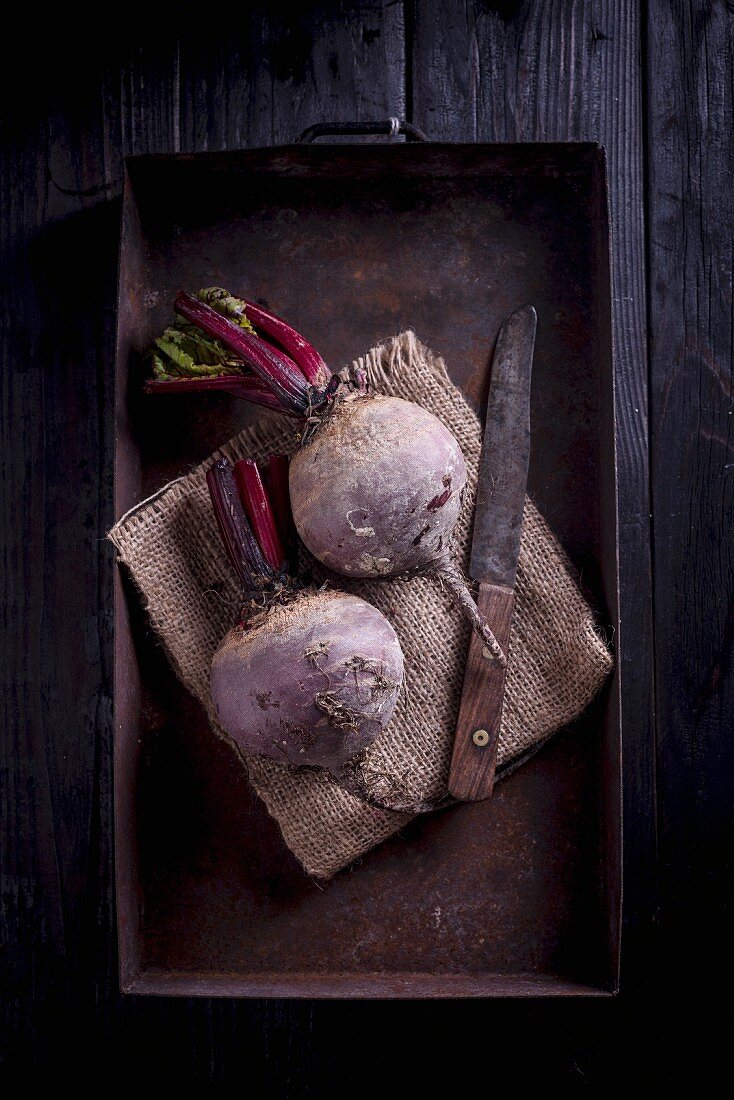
2 0 730 1086
449 583 514 801
647 0 734 986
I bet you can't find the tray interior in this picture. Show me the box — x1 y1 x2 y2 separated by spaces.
115 144 620 997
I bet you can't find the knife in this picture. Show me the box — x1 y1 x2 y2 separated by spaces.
448 304 536 802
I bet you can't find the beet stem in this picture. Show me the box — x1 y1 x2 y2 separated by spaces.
236 297 331 387
144 375 301 415
266 454 298 576
175 292 312 416
206 459 274 591
234 459 285 573
433 556 507 667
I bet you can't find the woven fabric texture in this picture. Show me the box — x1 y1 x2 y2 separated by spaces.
109 332 612 877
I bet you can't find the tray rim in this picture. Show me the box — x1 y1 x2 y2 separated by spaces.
113 138 622 999
125 969 617 1000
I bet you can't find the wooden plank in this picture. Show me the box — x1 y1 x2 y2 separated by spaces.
176 5 406 150
1 79 121 1072
647 0 734 976
411 0 656 962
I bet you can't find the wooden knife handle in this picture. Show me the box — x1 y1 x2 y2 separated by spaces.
448 582 514 802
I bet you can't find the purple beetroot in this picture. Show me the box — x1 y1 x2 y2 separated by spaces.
149 286 506 665
207 454 404 773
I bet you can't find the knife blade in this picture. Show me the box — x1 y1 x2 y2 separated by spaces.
448 304 536 802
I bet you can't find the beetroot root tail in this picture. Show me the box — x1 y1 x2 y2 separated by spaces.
432 556 507 667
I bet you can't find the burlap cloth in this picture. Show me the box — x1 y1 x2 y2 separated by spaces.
109 332 613 878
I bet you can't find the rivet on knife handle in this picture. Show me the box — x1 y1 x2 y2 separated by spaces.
448 583 514 801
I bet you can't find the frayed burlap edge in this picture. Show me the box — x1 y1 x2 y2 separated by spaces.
110 331 612 878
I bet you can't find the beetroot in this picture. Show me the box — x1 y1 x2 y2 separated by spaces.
212 588 404 770
289 392 465 571
206 455 404 773
153 287 506 665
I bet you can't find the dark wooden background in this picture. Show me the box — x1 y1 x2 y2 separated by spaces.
2 1 731 1087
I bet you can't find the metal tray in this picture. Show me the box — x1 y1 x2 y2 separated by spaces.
114 138 621 998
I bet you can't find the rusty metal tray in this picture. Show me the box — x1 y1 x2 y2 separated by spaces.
114 138 621 998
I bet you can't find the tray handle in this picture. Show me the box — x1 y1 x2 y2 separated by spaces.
297 119 428 144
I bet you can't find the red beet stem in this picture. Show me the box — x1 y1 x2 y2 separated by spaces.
175 292 312 416
144 375 301 416
206 459 274 591
234 460 285 573
238 298 331 387
266 454 298 575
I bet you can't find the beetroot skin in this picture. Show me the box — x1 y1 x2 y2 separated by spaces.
289 394 466 578
211 588 404 771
